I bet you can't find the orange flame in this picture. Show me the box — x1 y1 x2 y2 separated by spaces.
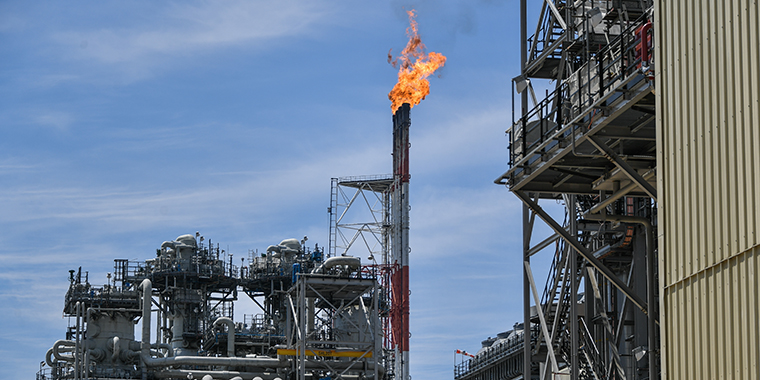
388 10 446 113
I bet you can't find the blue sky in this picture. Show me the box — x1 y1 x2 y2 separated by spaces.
0 1 558 379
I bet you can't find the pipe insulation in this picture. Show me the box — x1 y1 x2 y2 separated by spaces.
311 256 361 274
152 367 381 380
112 336 120 362
141 354 290 368
214 317 236 357
153 371 281 380
46 348 55 367
52 340 76 362
140 279 152 380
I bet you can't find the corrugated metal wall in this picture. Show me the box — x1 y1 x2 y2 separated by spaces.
656 0 760 378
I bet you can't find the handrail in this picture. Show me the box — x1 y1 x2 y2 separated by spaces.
507 11 653 170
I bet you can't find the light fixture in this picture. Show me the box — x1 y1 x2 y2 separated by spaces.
514 75 530 94
588 7 604 28
633 346 647 362
513 75 539 107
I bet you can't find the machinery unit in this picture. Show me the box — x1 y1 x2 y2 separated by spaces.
37 234 384 380
487 1 659 379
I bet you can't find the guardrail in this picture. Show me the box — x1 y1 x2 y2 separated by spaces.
508 12 653 169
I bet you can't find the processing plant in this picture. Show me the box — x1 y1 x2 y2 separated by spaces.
457 0 760 379
36 104 416 380
497 0 659 378
39 234 382 380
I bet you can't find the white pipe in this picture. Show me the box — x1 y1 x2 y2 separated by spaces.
141 279 152 380
112 336 120 362
214 317 236 357
152 370 377 380
153 370 282 380
141 354 289 368
311 256 361 274
52 340 76 362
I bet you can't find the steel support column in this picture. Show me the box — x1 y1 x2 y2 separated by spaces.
522 203 532 379
520 0 531 377
583 213 658 380
512 190 649 316
569 195 578 380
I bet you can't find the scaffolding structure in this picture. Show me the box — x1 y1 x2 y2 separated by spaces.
327 103 413 380
284 271 381 380
479 1 658 379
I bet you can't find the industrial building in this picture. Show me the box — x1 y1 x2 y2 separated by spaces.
32 1 760 379
453 0 760 379
35 105 415 380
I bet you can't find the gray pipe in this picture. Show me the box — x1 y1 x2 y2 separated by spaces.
214 317 236 357
89 348 105 362
46 348 56 367
75 302 81 380
151 342 173 357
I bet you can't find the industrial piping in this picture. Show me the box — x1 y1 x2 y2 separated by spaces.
582 213 657 380
52 340 76 362
141 279 152 380
310 256 361 274
214 317 236 357
140 279 289 370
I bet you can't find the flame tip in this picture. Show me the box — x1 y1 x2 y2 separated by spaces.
387 9 446 113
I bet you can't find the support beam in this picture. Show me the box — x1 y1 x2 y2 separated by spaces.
524 261 560 375
528 232 560 257
587 136 657 200
588 169 656 214
513 190 649 315
545 0 568 30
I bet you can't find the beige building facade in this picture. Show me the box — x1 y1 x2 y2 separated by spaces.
656 0 760 378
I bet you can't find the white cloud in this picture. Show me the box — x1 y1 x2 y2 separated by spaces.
54 1 330 66
0 137 390 233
